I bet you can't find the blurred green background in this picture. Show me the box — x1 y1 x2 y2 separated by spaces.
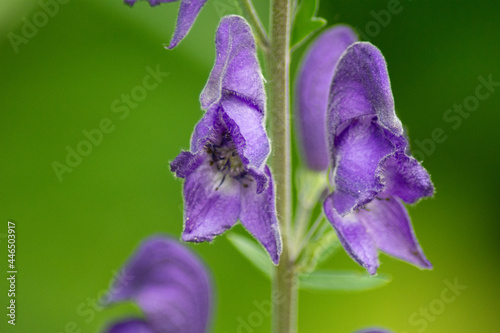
1 0 499 332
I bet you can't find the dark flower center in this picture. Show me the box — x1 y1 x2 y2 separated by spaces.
205 133 251 190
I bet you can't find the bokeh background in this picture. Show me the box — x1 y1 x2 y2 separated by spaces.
1 0 499 332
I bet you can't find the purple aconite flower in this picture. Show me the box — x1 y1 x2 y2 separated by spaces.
103 236 213 333
124 0 208 49
170 16 281 264
295 25 358 171
323 42 434 275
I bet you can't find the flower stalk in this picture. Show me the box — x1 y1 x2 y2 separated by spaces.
267 0 297 332
238 0 270 52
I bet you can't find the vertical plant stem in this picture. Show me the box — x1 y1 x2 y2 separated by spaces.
238 0 270 52
267 0 296 332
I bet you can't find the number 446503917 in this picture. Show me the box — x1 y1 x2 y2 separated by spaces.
8 221 15 270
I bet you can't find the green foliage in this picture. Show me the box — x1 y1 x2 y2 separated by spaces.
295 168 328 209
299 270 391 292
299 227 341 273
291 0 327 49
227 232 273 279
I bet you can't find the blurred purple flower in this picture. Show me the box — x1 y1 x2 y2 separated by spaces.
295 25 358 171
170 16 281 264
124 0 208 49
103 236 213 333
323 42 434 275
355 328 394 333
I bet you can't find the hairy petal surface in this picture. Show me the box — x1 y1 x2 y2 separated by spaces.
324 195 431 275
328 42 402 143
324 195 379 275
221 96 270 170
363 197 432 270
332 116 394 216
239 166 282 264
295 25 358 170
182 160 241 242
104 236 213 333
170 151 204 179
189 107 222 154
381 151 434 204
200 16 266 114
124 0 206 49
168 0 209 49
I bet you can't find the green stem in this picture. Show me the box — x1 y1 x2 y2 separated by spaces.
267 0 296 332
296 213 325 257
238 0 270 52
292 202 312 256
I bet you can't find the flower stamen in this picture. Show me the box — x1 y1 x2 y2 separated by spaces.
205 132 249 190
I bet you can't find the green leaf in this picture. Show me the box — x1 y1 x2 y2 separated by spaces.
226 233 273 279
291 0 327 49
299 228 341 273
295 167 328 209
299 270 391 291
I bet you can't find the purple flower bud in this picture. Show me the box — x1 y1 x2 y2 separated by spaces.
295 25 358 170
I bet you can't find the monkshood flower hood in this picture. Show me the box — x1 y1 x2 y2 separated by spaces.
124 0 208 49
323 42 434 275
170 16 282 264
103 236 213 333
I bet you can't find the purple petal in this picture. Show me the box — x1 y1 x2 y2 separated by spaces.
361 196 432 270
106 319 154 333
124 0 205 48
295 25 358 170
221 96 270 170
182 159 241 242
325 194 432 275
170 151 204 178
104 236 213 333
167 0 208 49
124 0 176 7
324 194 379 275
247 167 269 195
240 166 282 264
331 116 394 216
327 42 434 213
380 151 434 204
136 286 205 332
327 42 402 145
200 16 266 115
189 107 223 153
